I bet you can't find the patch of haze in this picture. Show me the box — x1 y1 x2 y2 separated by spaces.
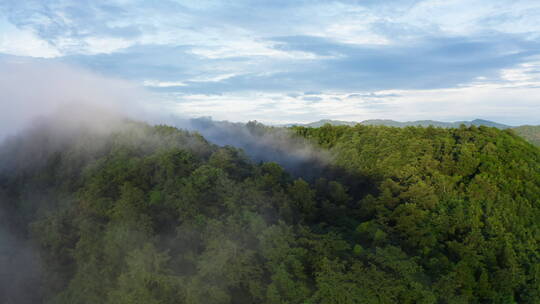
0 59 189 303
171 116 333 178
0 108 214 303
0 196 43 304
0 57 329 178
0 106 128 174
0 57 164 139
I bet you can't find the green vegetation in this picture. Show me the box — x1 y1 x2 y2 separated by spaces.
360 118 511 129
289 119 540 147
1 120 539 303
514 125 540 146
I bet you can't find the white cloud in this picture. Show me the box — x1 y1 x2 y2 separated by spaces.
143 80 188 87
499 60 540 86
170 82 540 125
400 0 540 36
389 85 540 125
188 73 237 83
0 18 61 58
0 57 166 138
188 38 326 60
83 36 134 54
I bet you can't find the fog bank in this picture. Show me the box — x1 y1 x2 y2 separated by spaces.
0 57 161 139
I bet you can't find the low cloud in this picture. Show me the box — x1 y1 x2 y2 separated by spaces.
0 57 333 175
0 56 164 138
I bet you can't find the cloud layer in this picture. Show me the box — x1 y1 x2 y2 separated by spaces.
1 0 540 124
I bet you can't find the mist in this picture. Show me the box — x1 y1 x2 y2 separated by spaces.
174 117 332 177
0 206 43 304
0 60 330 300
0 57 161 139
0 58 336 301
0 57 331 176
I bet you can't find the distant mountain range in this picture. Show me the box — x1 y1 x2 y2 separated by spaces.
284 119 540 146
284 118 511 129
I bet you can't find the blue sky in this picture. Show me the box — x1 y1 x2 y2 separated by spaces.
1 0 540 125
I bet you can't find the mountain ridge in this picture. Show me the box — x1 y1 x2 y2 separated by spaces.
283 118 513 129
282 119 540 146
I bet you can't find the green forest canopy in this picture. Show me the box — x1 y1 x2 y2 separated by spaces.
0 119 539 304
287 119 540 147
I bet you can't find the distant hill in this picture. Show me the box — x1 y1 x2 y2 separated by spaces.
286 119 540 146
287 118 511 129
361 118 511 129
283 119 357 128
513 125 540 146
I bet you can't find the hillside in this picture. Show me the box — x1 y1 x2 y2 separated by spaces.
292 124 540 303
361 118 511 129
0 118 539 303
288 118 540 146
513 125 540 146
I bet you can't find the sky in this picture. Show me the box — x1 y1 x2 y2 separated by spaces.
1 0 540 125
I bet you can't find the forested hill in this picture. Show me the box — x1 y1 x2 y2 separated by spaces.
1 118 539 303
514 125 540 146
287 119 540 146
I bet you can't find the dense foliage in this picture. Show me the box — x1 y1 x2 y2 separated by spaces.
293 124 540 303
288 119 540 147
1 120 539 304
